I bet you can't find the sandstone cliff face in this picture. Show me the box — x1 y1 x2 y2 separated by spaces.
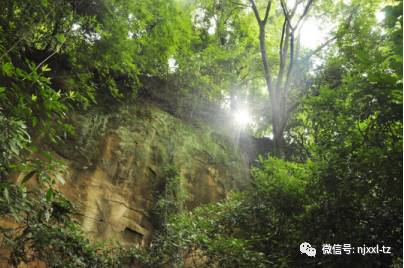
51 103 249 246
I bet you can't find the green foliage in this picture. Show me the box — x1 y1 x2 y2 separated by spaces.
149 193 269 267
0 112 30 175
0 0 401 267
156 165 188 220
142 4 402 266
144 158 314 267
0 183 153 268
149 165 188 266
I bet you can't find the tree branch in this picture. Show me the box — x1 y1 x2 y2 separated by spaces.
280 0 292 28
278 18 287 71
302 8 355 62
286 32 295 85
276 19 289 92
249 0 262 23
302 35 337 62
263 0 272 24
294 0 314 30
249 0 274 93
281 0 314 32
249 0 272 25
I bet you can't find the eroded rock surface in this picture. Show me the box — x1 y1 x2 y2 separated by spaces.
51 103 249 246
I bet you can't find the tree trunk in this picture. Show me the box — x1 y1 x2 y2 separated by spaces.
259 26 273 93
271 91 286 157
258 25 284 157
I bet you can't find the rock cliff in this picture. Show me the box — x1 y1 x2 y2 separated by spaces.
49 102 249 246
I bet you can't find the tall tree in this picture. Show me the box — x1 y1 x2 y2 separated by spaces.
248 0 314 157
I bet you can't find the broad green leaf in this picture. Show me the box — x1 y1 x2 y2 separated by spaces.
21 170 37 184
2 62 13 76
45 188 54 202
55 34 66 43
3 187 9 203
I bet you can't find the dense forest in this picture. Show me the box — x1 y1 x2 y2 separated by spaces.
0 0 402 267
